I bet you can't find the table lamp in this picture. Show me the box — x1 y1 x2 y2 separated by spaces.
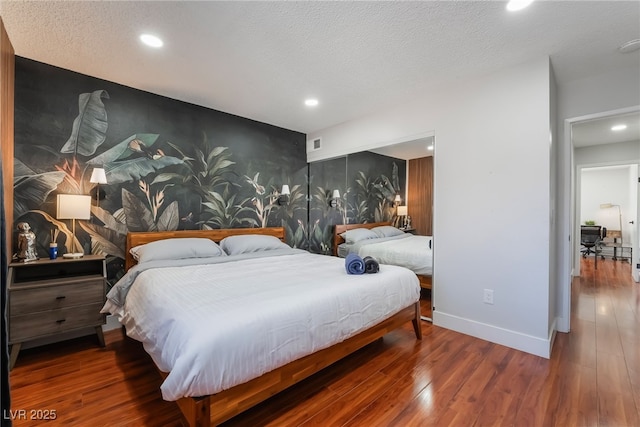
57 194 91 258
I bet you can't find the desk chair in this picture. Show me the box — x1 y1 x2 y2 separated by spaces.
581 225 605 269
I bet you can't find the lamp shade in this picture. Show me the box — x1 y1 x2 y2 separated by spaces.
332 189 341 199
89 167 107 184
57 194 91 220
281 185 290 196
397 206 408 216
394 194 402 203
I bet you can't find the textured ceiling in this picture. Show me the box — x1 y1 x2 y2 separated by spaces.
1 1 639 138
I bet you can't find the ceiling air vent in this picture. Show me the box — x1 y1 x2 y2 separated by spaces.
310 137 322 151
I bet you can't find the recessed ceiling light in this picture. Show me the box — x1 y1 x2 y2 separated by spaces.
611 124 627 131
304 99 319 107
506 0 534 12
427 145 434 151
618 39 640 54
140 34 163 48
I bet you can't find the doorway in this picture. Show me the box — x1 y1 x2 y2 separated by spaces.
558 107 640 334
571 109 640 280
576 164 638 276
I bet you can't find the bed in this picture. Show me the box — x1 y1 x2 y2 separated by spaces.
102 227 422 427
333 222 433 290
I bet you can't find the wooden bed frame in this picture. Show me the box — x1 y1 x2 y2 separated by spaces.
332 221 433 290
125 227 422 427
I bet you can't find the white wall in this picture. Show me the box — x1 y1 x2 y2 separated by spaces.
555 64 640 333
548 65 558 340
632 163 639 282
308 57 554 357
575 140 639 166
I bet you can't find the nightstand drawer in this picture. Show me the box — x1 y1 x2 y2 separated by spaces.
10 303 105 342
10 279 104 315
8 255 107 370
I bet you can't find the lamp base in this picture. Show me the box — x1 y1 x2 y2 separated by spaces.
62 252 84 259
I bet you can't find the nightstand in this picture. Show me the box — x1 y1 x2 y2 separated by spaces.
8 255 106 370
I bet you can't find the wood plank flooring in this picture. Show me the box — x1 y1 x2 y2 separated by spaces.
8 258 639 426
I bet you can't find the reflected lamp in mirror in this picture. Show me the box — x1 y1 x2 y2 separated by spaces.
329 189 340 208
56 194 91 258
89 167 108 208
397 205 408 228
278 185 290 205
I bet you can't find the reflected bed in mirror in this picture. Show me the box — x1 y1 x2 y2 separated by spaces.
333 221 432 290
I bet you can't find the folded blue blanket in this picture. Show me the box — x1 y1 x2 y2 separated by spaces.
345 253 365 275
363 256 379 274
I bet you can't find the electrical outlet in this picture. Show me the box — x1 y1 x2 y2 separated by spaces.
483 289 494 305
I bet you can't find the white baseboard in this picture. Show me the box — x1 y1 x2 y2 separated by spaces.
433 311 553 359
556 312 570 333
549 318 558 352
103 314 122 331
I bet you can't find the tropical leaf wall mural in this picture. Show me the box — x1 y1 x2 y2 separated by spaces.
12 58 404 285
308 152 406 254
13 58 307 286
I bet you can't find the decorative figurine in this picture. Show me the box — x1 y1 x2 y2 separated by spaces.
16 222 38 262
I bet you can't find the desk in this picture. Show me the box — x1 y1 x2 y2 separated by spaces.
601 241 632 262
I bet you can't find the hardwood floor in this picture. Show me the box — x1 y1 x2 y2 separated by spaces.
8 258 639 426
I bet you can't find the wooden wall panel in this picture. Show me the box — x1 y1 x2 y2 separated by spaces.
408 156 433 236
0 18 15 261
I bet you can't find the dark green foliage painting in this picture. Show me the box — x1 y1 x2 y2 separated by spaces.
346 151 405 224
13 58 307 286
13 58 405 283
308 152 406 255
308 157 346 254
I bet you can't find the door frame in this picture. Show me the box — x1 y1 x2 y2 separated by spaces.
560 105 640 333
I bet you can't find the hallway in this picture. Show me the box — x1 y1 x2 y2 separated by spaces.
568 256 639 426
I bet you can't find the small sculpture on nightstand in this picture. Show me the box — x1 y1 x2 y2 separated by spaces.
16 222 38 262
406 215 412 229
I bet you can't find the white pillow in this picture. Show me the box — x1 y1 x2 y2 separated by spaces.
130 238 225 263
340 228 378 244
220 234 290 255
371 225 405 238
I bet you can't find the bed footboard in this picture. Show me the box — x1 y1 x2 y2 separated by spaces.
176 301 421 427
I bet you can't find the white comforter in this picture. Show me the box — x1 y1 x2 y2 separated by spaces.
341 235 433 275
102 250 419 401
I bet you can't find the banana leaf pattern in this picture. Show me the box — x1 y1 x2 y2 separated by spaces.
13 58 404 286
308 152 405 254
14 58 309 286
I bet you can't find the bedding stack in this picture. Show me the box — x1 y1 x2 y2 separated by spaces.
363 256 380 273
345 253 379 274
345 253 365 274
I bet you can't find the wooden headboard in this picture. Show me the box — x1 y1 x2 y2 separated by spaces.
332 222 391 256
125 227 285 271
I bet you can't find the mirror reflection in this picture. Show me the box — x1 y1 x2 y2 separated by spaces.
308 135 435 320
